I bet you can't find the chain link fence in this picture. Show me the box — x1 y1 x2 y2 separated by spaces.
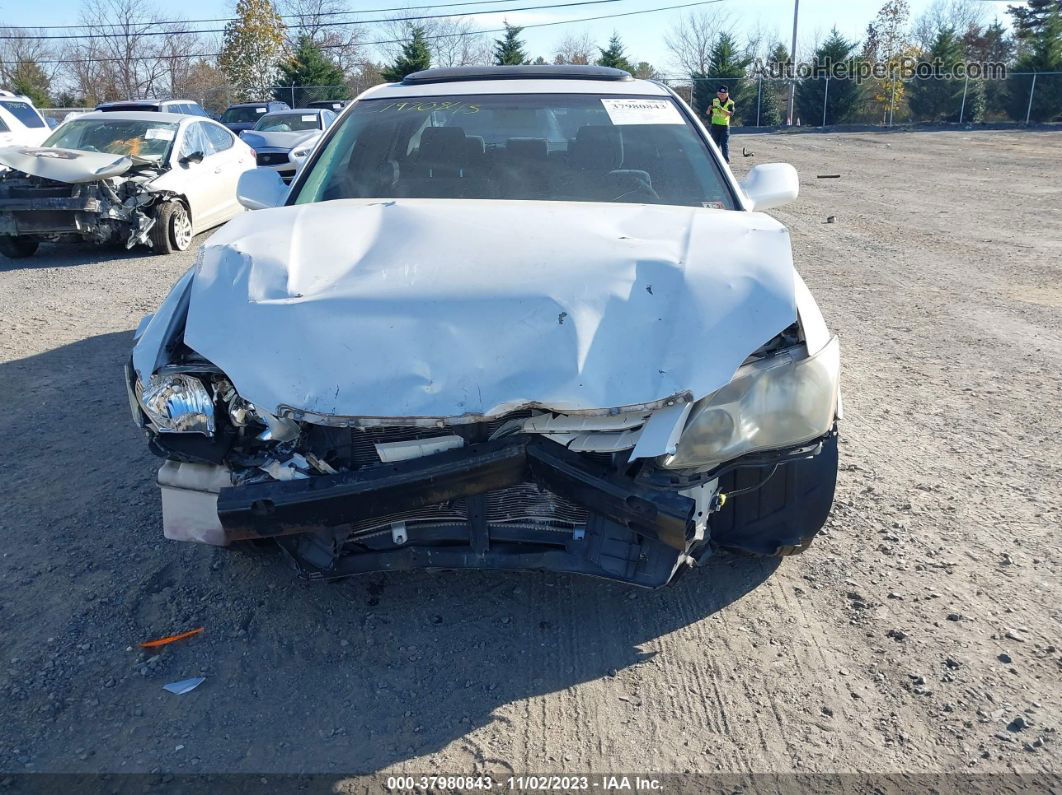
35 72 1062 129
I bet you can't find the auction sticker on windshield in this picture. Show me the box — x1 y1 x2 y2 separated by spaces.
601 98 684 125
145 128 175 141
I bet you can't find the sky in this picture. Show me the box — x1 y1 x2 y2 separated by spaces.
1 0 1018 75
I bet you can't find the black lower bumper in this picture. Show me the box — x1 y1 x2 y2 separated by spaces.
218 435 696 551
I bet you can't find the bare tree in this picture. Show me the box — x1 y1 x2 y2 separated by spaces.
553 32 595 65
664 9 733 75
0 29 61 104
62 0 204 103
912 0 986 50
374 13 489 68
280 0 364 73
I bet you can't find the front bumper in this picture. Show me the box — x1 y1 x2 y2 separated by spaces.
156 428 837 587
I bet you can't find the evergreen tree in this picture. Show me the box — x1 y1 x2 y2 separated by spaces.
907 27 967 121
218 0 287 100
1006 10 1062 121
1009 0 1062 39
795 28 865 125
494 23 529 65
596 33 633 73
380 27 432 82
276 36 346 105
696 32 752 124
10 60 51 108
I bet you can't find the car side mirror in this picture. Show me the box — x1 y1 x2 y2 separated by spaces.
739 163 799 211
179 151 205 166
237 168 288 210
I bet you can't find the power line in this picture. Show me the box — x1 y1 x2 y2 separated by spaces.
0 0 534 31
2 0 623 40
1 0 725 65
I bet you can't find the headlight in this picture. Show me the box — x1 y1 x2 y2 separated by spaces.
138 373 215 435
663 337 840 470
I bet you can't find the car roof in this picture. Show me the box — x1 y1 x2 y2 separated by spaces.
228 101 284 107
69 110 192 123
361 66 669 100
96 99 197 107
269 108 323 114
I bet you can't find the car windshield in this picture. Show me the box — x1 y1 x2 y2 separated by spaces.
293 93 736 208
44 119 179 162
0 100 46 128
222 106 267 123
255 112 320 132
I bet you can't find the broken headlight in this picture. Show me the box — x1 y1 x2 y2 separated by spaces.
138 373 215 435
663 337 840 470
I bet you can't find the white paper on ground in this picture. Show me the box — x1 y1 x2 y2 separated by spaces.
163 676 205 695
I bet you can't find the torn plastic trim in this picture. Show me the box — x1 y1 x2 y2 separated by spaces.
274 393 693 429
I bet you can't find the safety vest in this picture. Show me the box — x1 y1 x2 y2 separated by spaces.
711 98 735 126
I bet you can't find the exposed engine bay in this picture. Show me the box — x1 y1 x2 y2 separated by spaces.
0 151 178 249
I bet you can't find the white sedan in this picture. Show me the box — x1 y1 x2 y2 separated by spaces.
0 111 255 258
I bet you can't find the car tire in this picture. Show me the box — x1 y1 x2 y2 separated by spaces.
0 235 39 259
151 201 193 254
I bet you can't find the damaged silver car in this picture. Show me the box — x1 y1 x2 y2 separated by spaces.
128 65 841 588
0 111 254 258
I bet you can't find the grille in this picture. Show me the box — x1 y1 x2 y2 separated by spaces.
256 152 288 166
324 410 590 536
347 482 589 537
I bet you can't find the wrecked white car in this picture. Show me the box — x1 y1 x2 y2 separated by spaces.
128 65 841 588
0 111 253 259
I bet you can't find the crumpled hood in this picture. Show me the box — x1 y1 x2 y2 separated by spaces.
0 146 132 182
176 199 797 420
240 130 319 151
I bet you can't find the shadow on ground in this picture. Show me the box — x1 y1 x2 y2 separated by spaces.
0 330 780 774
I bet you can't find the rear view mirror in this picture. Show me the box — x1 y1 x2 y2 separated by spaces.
237 168 288 210
739 163 799 211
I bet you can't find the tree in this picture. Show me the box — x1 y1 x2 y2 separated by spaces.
913 0 986 50
275 35 346 104
1006 10 1062 121
596 33 633 73
0 29 57 107
691 32 751 124
553 32 595 65
219 0 287 101
907 27 967 121
1008 0 1062 39
665 9 732 75
963 20 1014 65
280 0 364 74
632 61 662 80
865 0 913 123
494 22 529 65
795 29 865 125
380 26 431 82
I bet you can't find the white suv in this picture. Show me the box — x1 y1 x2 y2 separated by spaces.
0 91 50 148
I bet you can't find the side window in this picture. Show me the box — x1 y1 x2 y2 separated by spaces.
204 123 233 152
322 110 336 128
179 122 214 159
0 115 9 132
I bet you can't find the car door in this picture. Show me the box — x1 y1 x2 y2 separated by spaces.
202 122 254 222
155 121 225 232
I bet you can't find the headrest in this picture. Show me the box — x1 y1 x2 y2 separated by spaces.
506 137 548 161
569 125 622 170
418 126 467 165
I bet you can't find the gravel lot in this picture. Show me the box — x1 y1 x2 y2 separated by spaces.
1 130 1059 778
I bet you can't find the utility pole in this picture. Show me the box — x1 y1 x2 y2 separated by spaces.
787 0 800 125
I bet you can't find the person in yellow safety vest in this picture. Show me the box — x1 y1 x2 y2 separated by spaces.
708 85 735 163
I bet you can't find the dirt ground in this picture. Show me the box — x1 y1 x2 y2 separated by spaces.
0 130 1059 778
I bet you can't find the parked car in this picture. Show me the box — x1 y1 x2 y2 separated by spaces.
306 99 348 112
219 101 290 134
239 108 336 183
0 111 254 258
95 99 210 117
0 91 50 148
128 65 840 588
